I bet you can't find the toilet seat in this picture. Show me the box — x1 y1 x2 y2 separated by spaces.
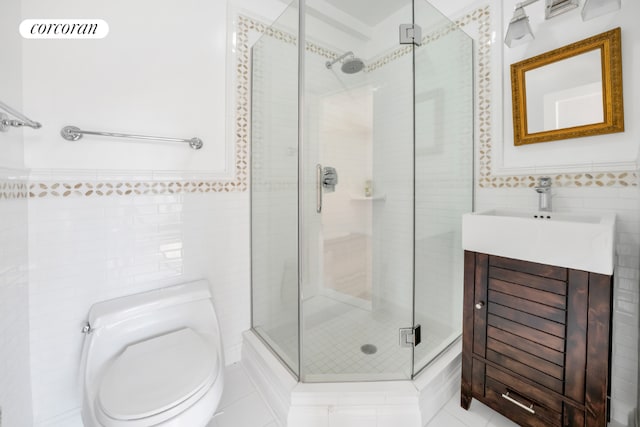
96 328 219 426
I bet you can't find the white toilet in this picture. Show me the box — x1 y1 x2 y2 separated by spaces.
80 280 224 426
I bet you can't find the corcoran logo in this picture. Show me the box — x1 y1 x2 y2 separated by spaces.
20 19 109 39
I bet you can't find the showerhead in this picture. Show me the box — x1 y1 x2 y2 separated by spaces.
341 57 365 74
325 51 365 74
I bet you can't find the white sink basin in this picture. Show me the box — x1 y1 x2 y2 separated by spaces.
462 209 616 275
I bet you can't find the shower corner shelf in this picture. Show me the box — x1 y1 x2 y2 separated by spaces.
349 193 386 201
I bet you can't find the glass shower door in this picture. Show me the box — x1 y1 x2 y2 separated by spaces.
300 0 416 382
413 0 474 374
251 1 301 376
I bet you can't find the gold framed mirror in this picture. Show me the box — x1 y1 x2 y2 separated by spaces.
511 27 623 146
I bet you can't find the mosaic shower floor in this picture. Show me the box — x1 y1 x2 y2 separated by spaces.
264 295 457 381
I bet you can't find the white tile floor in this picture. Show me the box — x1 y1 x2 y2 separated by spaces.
214 361 628 427
207 363 277 427
425 391 519 427
212 361 520 427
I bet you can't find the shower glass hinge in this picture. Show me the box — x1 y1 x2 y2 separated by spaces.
399 24 422 46
399 324 421 347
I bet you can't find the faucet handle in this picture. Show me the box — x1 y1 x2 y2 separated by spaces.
322 166 338 193
537 176 552 187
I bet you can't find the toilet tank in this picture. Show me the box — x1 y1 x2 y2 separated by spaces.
81 280 223 394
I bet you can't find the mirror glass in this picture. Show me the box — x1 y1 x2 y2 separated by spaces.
525 49 603 133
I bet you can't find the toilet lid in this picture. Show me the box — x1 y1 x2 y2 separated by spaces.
98 328 218 421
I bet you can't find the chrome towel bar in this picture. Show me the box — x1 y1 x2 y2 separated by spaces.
60 125 203 150
0 100 42 131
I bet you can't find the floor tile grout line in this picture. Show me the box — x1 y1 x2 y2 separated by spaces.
237 362 280 426
216 364 260 412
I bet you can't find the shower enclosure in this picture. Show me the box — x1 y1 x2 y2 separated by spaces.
250 0 473 382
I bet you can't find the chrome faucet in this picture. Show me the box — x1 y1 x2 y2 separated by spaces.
535 176 552 212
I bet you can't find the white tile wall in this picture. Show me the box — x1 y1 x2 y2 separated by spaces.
28 191 249 425
0 192 33 427
476 185 640 424
0 6 31 423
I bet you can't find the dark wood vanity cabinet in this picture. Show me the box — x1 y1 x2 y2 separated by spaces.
461 251 613 427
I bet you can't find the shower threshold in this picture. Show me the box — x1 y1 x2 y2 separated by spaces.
241 330 462 427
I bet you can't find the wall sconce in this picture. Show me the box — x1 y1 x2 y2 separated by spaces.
505 0 622 47
504 3 535 47
582 0 621 20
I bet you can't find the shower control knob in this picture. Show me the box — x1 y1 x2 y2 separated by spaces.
475 302 485 310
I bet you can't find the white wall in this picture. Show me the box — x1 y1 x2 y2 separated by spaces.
21 0 229 174
498 0 640 174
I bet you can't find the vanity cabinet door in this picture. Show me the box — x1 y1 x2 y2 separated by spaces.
461 251 612 427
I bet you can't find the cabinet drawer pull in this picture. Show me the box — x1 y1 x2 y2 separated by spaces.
501 391 535 414
475 301 485 309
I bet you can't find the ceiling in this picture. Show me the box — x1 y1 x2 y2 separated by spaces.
322 0 410 27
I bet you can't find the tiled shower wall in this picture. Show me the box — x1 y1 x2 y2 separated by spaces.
27 191 249 424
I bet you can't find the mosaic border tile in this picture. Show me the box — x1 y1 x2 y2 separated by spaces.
0 179 28 200
27 180 242 198
23 6 639 199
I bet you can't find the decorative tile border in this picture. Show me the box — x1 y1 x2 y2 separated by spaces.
25 16 256 199
476 6 493 188
27 180 243 198
481 171 638 188
0 179 28 200
22 6 639 199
